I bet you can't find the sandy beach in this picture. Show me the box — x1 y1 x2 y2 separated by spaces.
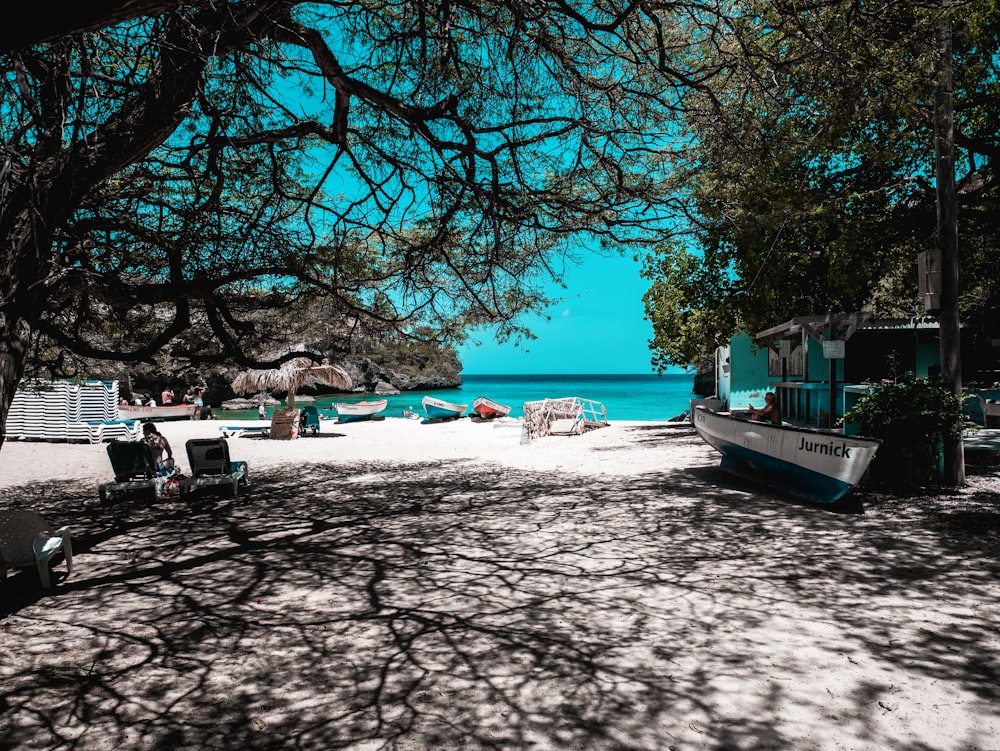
1 416 998 750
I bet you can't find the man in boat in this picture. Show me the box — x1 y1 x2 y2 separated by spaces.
749 392 781 425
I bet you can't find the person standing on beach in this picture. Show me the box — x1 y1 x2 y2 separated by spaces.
192 388 204 420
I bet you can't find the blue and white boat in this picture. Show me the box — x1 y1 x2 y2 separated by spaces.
692 405 880 504
421 395 468 421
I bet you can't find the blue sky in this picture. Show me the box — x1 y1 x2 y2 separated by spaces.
458 253 682 375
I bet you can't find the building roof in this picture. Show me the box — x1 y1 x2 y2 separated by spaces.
756 313 940 343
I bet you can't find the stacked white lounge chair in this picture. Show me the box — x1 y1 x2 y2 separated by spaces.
6 379 142 444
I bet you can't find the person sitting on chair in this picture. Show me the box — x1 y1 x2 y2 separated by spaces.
748 392 781 425
142 422 175 474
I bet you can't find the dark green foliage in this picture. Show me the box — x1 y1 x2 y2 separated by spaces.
642 1 1000 370
843 379 968 491
3 1 725 439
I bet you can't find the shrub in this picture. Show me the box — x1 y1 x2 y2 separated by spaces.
842 379 967 492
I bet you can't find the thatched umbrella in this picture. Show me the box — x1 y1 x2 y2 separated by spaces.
230 356 352 409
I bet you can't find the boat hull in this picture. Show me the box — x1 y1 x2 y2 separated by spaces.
471 396 512 419
692 406 880 504
334 399 388 423
421 396 468 420
120 404 198 421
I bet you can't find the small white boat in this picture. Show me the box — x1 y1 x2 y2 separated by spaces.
421 395 468 421
691 405 881 504
333 399 388 423
120 404 198 421
471 396 512 419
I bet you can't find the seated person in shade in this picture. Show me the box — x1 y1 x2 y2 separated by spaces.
142 422 175 473
749 392 781 425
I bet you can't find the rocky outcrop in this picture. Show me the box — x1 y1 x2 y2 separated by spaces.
693 368 715 397
340 355 462 393
221 392 282 410
374 380 401 395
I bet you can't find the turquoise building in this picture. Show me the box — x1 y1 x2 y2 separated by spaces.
717 314 946 429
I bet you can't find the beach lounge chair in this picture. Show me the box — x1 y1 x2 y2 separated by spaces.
220 423 270 439
98 441 177 504
179 438 250 498
0 510 73 589
300 405 321 435
977 391 1000 428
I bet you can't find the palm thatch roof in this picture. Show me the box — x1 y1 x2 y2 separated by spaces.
231 357 352 407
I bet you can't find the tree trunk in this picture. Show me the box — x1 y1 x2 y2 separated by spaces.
934 8 965 486
0 173 55 451
0 309 34 451
0 236 43 451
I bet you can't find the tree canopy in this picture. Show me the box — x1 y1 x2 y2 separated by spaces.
642 0 1000 369
0 0 725 440
5 1 997 448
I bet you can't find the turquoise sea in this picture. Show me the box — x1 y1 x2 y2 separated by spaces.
220 373 698 422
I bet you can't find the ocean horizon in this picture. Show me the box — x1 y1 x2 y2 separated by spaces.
222 372 699 422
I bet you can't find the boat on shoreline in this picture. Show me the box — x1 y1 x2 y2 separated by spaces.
691 405 881 504
471 396 512 419
119 404 198 421
421 395 468 421
333 399 388 423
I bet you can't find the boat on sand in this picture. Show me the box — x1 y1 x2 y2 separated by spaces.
691 405 880 504
421 396 468 421
120 404 198 421
333 399 388 423
471 396 512 419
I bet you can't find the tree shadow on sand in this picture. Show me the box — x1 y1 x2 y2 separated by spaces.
1 430 998 750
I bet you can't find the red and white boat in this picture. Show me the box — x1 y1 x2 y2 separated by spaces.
471 396 512 419
120 404 198 421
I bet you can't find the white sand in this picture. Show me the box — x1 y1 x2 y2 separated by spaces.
0 416 698 488
1 417 998 750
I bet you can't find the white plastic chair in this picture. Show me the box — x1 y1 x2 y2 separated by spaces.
978 392 1000 428
0 510 73 589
